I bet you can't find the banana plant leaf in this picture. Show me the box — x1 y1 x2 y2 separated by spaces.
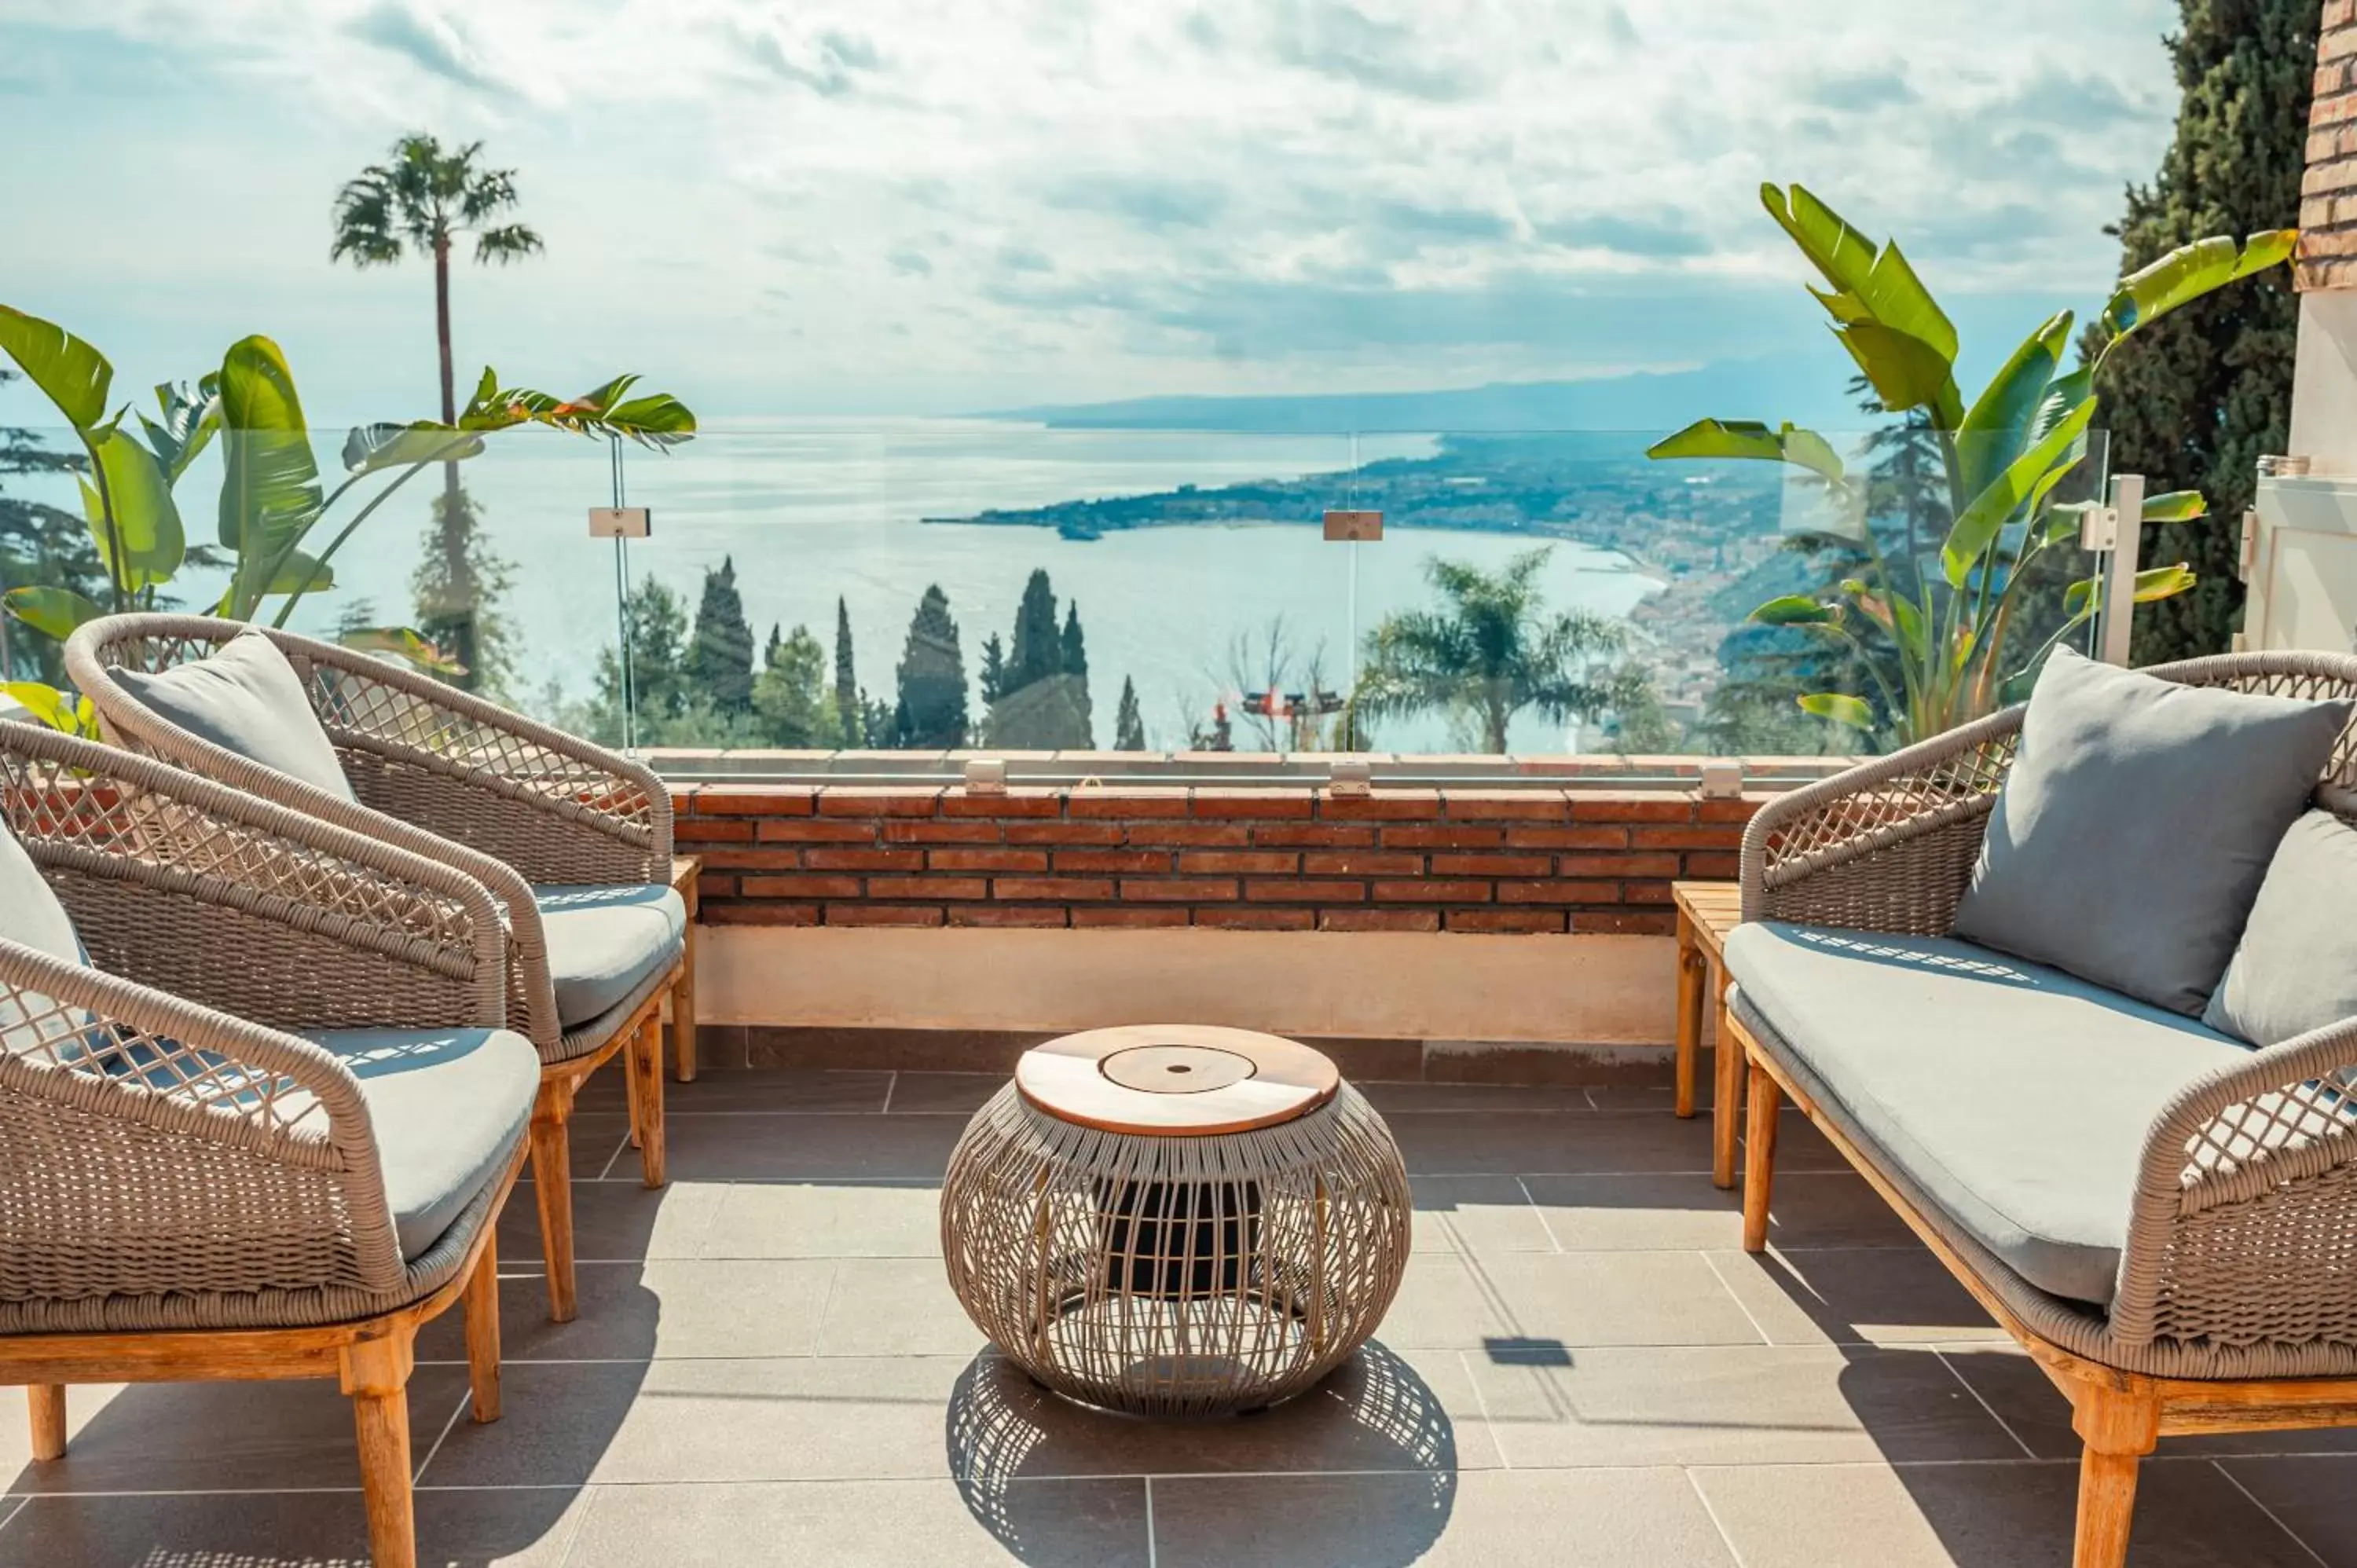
1837 321 1961 421
1797 692 1877 731
79 427 184 592
2102 231 2298 338
0 305 111 430
0 682 100 738
2065 563 2199 617
2 584 105 641
342 421 486 475
1750 595 1842 626
217 335 324 617
2143 490 2207 524
337 625 466 676
1940 397 2096 587
1646 419 1846 485
137 377 222 483
1955 311 2073 505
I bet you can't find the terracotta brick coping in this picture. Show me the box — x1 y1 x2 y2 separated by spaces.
646 747 1857 789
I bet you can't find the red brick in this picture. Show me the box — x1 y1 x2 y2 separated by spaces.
1681 852 1739 881
992 877 1118 902
1429 852 1552 877
1121 822 1253 848
1072 907 1191 929
1698 797 1770 824
926 848 1050 873
1196 907 1316 930
1570 793 1695 824
1068 789 1190 819
1573 910 1676 936
1380 826 1505 850
1371 879 1492 903
1446 909 1569 934
1190 790 1316 820
866 876 989 900
1054 849 1172 874
823 903 945 927
1319 908 1439 932
700 901 820 926
1121 877 1241 903
1003 822 1126 847
1624 881 1676 907
948 905 1069 928
755 819 878 844
1560 852 1683 878
801 848 925 872
674 818 757 844
1503 826 1628 851
1496 880 1622 905
939 789 1063 818
1439 789 1571 821
1244 879 1368 903
816 787 945 817
1249 822 1377 848
693 788 818 816
1630 826 1739 851
1304 851 1424 876
1177 851 1299 874
1318 790 1441 820
697 848 805 872
740 874 863 899
882 819 1003 844
695 874 737 899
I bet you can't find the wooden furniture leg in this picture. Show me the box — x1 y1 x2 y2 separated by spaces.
632 1009 668 1189
530 1076 578 1324
1673 910 1703 1119
623 1034 643 1149
2071 1382 2158 1568
1743 1058 1780 1252
27 1383 65 1461
461 1232 502 1423
339 1332 418 1568
1711 978 1743 1190
674 896 699 1083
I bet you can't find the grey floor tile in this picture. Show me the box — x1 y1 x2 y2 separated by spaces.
1359 1082 1597 1113
1516 1170 1914 1252
417 1258 835 1363
1585 1083 1710 1112
0 1488 589 1568
884 1072 1009 1115
663 1112 966 1180
2218 1454 2357 1565
1938 1345 2357 1460
1411 1174 1552 1257
563 1475 1149 1568
1385 1111 1716 1174
1464 1343 2021 1467
644 1068 896 1115
1369 1252 1514 1347
497 1178 727 1266
706 1179 944 1258
0 1367 473 1495
817 1256 986 1356
1151 1467 1736 1568
531 1113 632 1182
1710 1247 2006 1346
1467 1250 1769 1347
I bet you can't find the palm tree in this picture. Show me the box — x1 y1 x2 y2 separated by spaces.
1354 549 1636 753
331 134 541 683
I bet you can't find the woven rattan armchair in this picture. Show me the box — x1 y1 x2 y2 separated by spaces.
65 614 686 1323
1728 650 2357 1568
0 721 535 1568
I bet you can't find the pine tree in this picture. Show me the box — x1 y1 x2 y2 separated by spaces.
978 633 1006 705
687 555 756 711
1006 570 1061 694
892 584 970 749
753 621 831 747
1059 601 1094 744
0 370 101 684
1114 676 1146 750
411 486 515 695
833 596 860 747
2087 0 2313 663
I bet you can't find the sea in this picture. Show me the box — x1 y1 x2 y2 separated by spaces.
21 416 1666 753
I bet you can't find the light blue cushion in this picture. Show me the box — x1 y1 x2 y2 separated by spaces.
1726 921 2254 1305
112 632 357 805
533 884 687 1029
302 1027 539 1260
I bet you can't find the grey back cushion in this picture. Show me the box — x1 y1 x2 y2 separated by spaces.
113 632 357 804
1952 648 2352 1015
2205 811 2357 1046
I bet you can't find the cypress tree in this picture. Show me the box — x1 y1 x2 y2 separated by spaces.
1059 601 1094 743
977 632 1006 705
1114 676 1146 750
2087 0 2314 663
687 555 756 711
833 596 860 747
893 584 970 749
1006 569 1061 694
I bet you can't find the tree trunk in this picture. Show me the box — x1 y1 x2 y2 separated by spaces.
430 229 478 686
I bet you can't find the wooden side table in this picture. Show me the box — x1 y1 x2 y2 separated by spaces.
1673 881 1743 1189
669 855 702 1083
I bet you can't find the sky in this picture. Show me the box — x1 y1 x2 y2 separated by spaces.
0 0 2189 426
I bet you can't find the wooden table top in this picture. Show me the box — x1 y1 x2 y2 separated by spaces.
1016 1024 1342 1137
1673 881 1742 956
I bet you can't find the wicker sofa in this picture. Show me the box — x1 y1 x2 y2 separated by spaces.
64 614 687 1323
0 721 537 1568
1726 651 2357 1568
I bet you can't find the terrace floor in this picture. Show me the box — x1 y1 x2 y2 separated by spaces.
3 1067 2352 1567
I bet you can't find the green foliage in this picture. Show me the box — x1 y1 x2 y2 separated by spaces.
893 584 970 749
0 370 103 685
1353 548 1640 753
833 597 860 747
753 623 833 748
984 569 1094 749
1114 676 1146 751
687 555 756 712
412 486 515 698
2089 0 2314 664
1649 181 2292 746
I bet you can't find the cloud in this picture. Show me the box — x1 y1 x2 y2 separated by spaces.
346 2 501 93
1264 0 1493 101
737 24 885 97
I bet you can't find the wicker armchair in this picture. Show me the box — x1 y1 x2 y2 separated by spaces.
65 614 686 1323
0 722 533 1568
1728 651 2357 1568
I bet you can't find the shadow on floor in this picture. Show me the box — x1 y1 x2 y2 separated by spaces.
945 1339 1456 1568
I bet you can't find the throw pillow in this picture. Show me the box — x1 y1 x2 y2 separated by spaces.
2205 810 2357 1046
112 632 357 804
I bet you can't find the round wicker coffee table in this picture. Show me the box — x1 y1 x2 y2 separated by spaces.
940 1024 1410 1417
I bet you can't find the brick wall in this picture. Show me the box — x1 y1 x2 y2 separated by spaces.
673 781 1761 936
2305 0 2357 288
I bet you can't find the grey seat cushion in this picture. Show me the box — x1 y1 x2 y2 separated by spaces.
0 817 90 1060
2205 811 2357 1047
302 1027 539 1260
1952 647 2350 1015
1725 921 2253 1305
534 884 687 1029
112 632 358 805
